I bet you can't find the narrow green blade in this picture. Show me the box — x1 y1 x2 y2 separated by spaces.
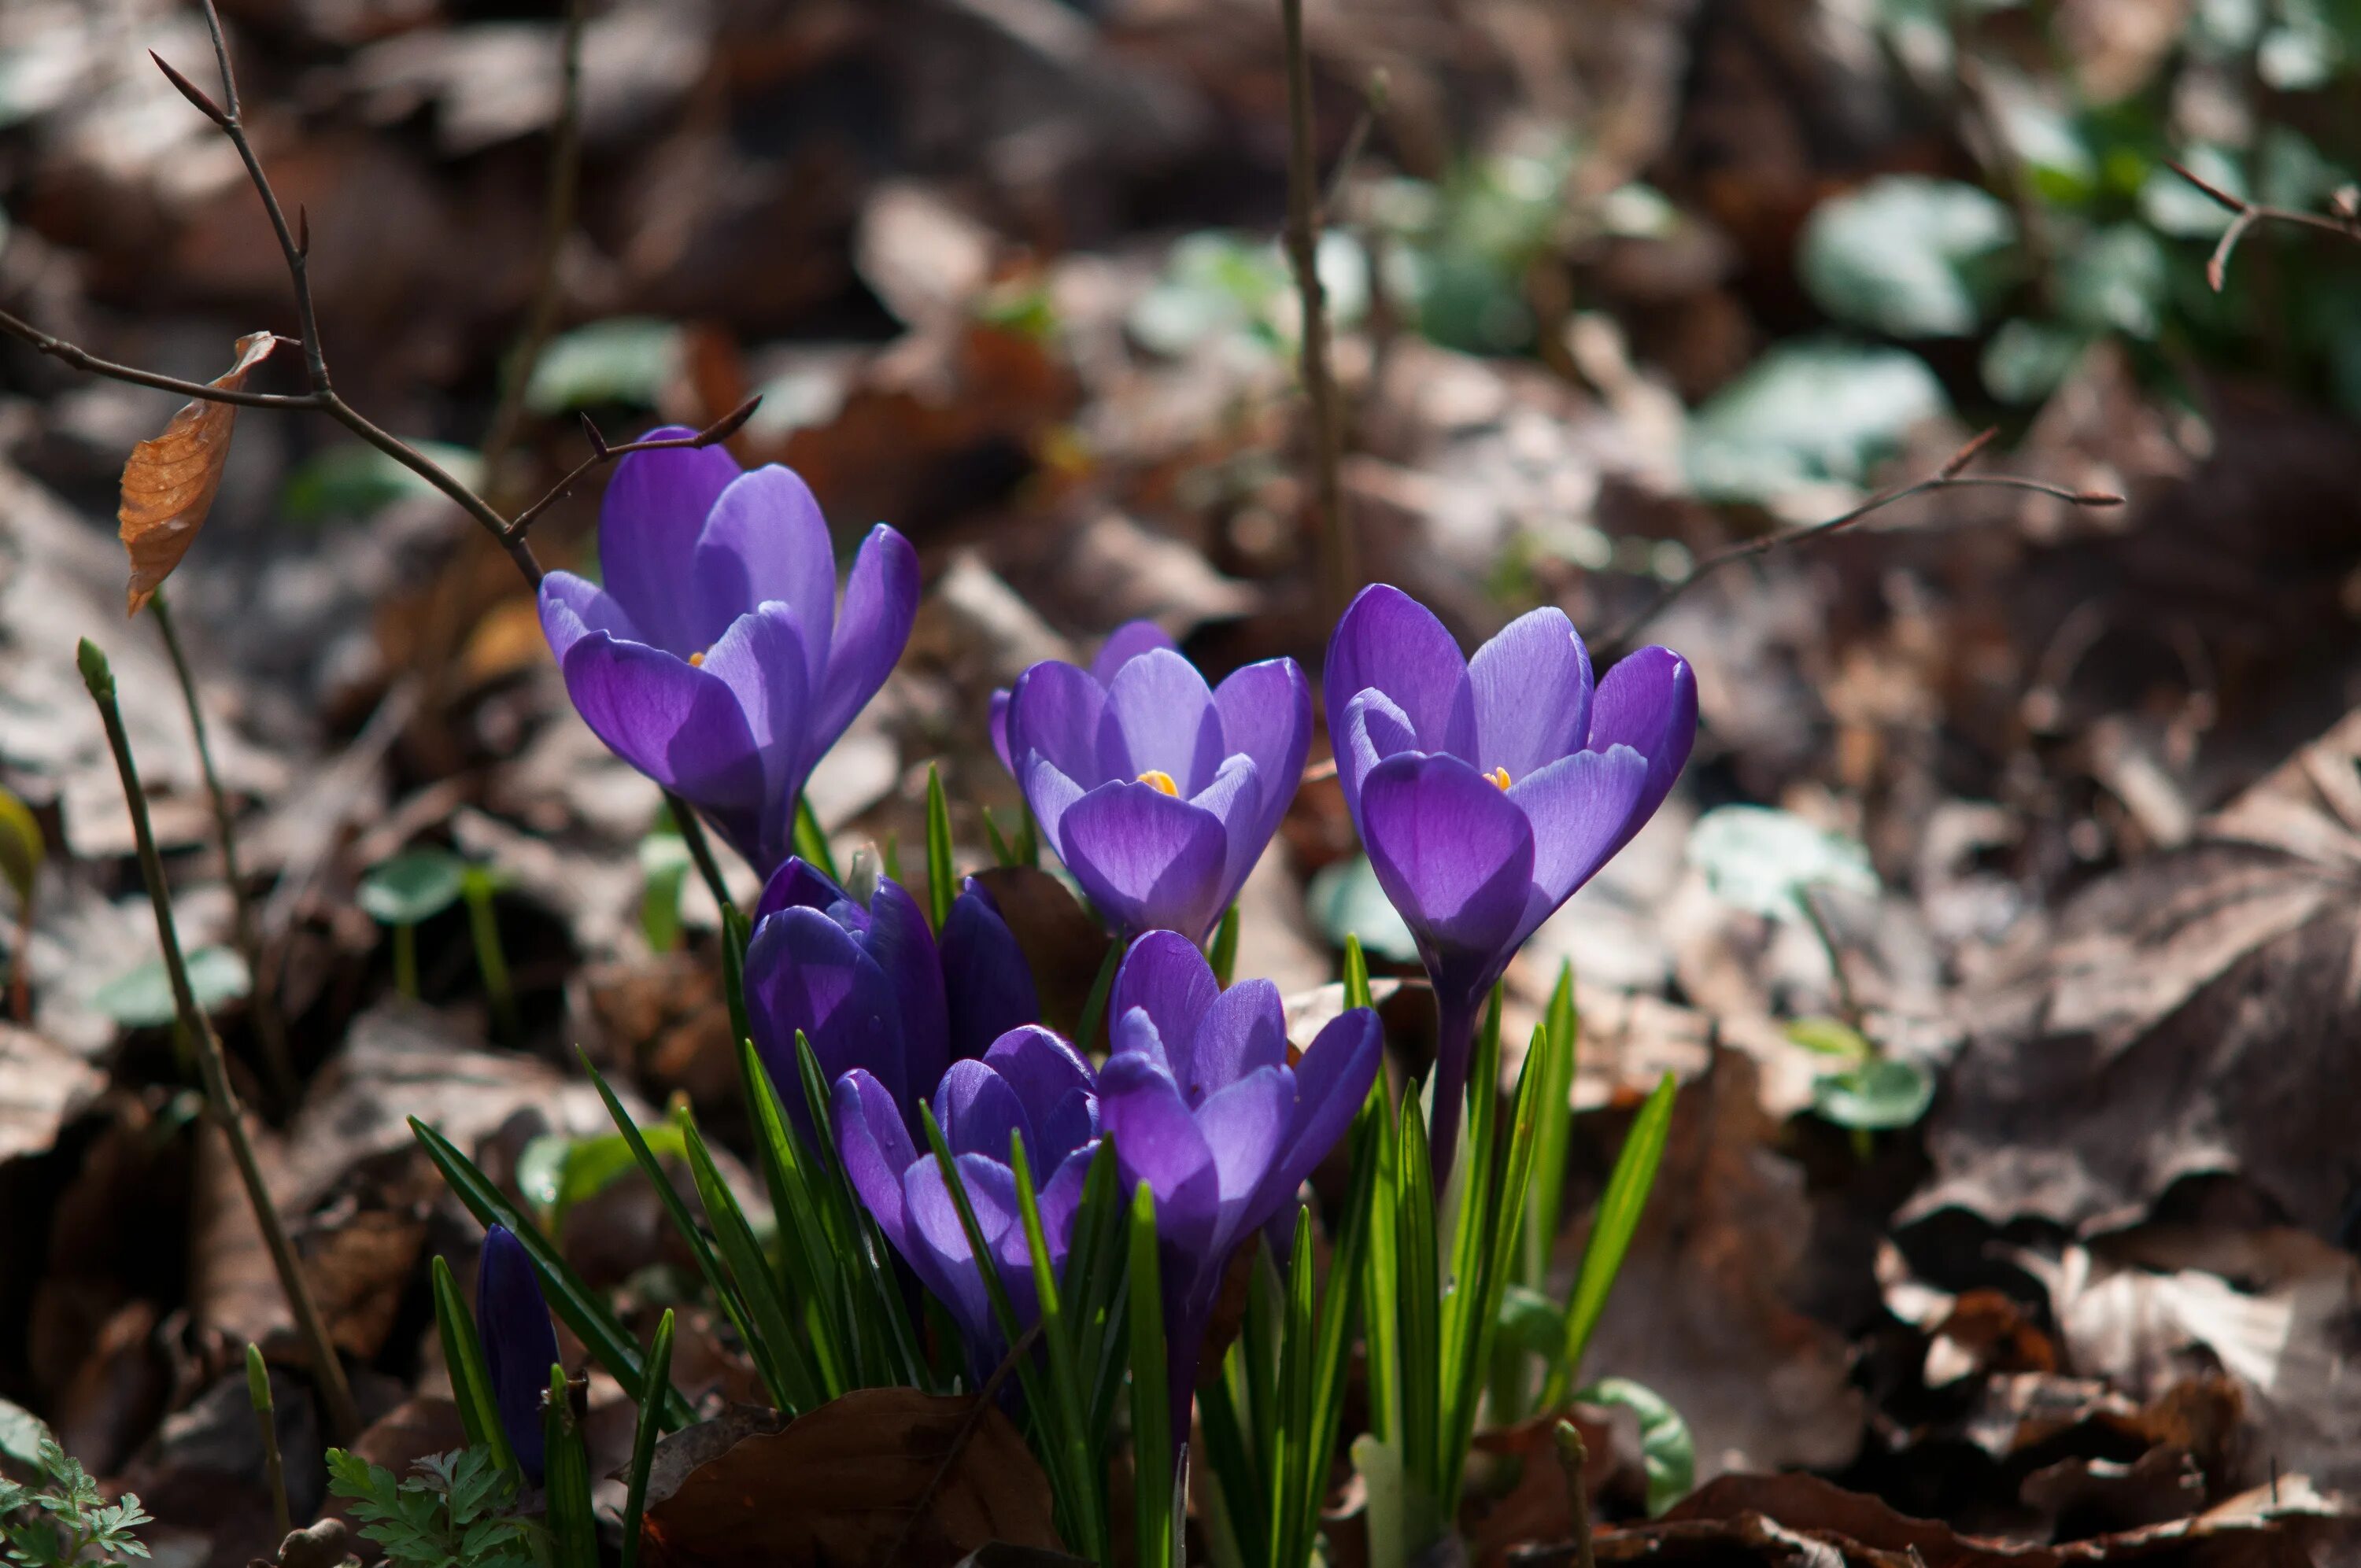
1125 1180 1173 1568
1522 963 1580 1288
619 1309 675 1568
1207 905 1240 987
429 1255 515 1476
682 1117 828 1409
926 763 957 931
542 1365 599 1568
793 795 837 882
1545 1072 1677 1408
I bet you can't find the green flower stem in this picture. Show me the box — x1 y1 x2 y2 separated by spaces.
150 590 296 1109
79 639 361 1443
463 875 518 1042
392 922 419 1000
665 791 737 925
246 1343 291 1542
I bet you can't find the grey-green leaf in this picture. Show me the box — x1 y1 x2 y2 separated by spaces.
1812 1057 1935 1130
1307 854 1421 964
359 849 469 927
1683 341 1949 503
93 946 249 1028
1687 805 1878 922
1799 175 2016 338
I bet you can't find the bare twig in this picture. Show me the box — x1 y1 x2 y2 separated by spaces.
1280 0 1353 614
1318 68 1390 225
0 311 316 408
479 0 591 481
2168 160 2361 291
79 639 360 1443
150 591 294 1110
1597 429 2123 658
508 400 763 542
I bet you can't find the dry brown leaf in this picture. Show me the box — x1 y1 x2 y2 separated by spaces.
640 1387 1062 1568
117 331 279 615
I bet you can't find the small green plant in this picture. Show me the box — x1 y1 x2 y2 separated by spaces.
0 1440 153 1566
325 1448 534 1568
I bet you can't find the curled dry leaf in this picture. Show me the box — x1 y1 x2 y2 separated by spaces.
118 331 279 615
640 1387 1062 1568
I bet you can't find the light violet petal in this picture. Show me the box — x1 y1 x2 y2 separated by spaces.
1324 585 1475 817
744 906 904 1135
1509 743 1650 944
1188 754 1263 911
1057 781 1229 939
810 523 919 746
1358 752 1534 962
1339 688 1420 810
1184 978 1288 1102
1195 1064 1293 1219
1007 661 1106 786
935 1058 1031 1164
1587 647 1699 850
1020 756 1085 865
1470 607 1594 782
693 464 834 682
754 857 848 924
1213 657 1312 862
1099 1050 1219 1261
1251 1006 1381 1219
1092 621 1179 683
833 1069 918 1256
1110 932 1219 1065
597 433 741 657
558 632 764 825
981 1025 1096 1151
538 571 639 664
988 689 1014 775
1096 647 1224 795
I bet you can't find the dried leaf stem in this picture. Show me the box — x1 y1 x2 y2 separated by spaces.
78 640 360 1443
150 590 294 1109
2169 160 2361 292
1280 0 1353 614
1596 429 2123 659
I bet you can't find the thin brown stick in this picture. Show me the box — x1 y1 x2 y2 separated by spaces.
0 311 317 408
1597 429 2122 658
1280 0 1353 615
508 400 762 542
1553 1421 1597 1568
479 0 591 480
1317 68 1390 225
2167 159 2361 291
79 640 360 1443
150 591 294 1110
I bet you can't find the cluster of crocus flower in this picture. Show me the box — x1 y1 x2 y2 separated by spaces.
535 441 1694 1440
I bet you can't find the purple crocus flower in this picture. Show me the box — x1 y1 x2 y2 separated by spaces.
833 1026 1100 1375
1326 585 1696 1180
1096 932 1382 1437
475 1224 560 1481
996 622 1311 942
744 858 1038 1142
538 435 919 878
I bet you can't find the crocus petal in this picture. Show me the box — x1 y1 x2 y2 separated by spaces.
936 1059 1032 1164
1469 607 1594 783
1110 931 1219 1064
693 465 835 681
1099 1050 1220 1262
940 880 1041 1061
1110 1003 1174 1077
1358 752 1535 962
1188 754 1264 907
1587 647 1699 848
810 524 920 745
1509 743 1650 939
1007 661 1107 788
1020 757 1087 866
754 857 848 924
901 1161 999 1345
1339 688 1421 809
559 632 765 823
1324 585 1476 816
981 1026 1096 1145
597 434 741 657
1183 978 1288 1101
1251 1005 1381 1220
1057 781 1229 939
1212 657 1312 858
870 876 952 1101
538 571 639 664
1092 620 1179 683
988 689 1014 774
696 603 815 858
1098 648 1225 795
744 906 903 1133
1033 1144 1100 1244
475 1225 560 1483
1194 1065 1293 1218
832 1069 918 1256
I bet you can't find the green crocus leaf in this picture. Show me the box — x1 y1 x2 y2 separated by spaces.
359 849 469 928
94 946 249 1028
1812 1056 1935 1131
1799 175 2017 338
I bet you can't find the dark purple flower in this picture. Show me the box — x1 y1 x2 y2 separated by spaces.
475 1223 560 1481
745 858 1038 1142
1096 932 1382 1437
1325 585 1695 1179
833 1026 1100 1374
538 436 919 878
997 622 1310 941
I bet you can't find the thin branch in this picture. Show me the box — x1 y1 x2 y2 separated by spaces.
1317 68 1389 225
1280 0 1353 615
479 0 591 480
667 791 737 925
78 639 361 1444
316 393 545 584
507 400 762 542
1597 429 2123 658
0 310 318 409
150 590 294 1111
2167 159 2361 292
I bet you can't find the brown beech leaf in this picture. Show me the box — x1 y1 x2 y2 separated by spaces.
118 330 278 614
641 1388 1062 1568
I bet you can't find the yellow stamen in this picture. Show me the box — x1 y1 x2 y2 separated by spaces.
1137 769 1180 796
688 650 706 667
1486 766 1511 791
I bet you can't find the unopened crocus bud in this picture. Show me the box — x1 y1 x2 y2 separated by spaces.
475 1224 560 1481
